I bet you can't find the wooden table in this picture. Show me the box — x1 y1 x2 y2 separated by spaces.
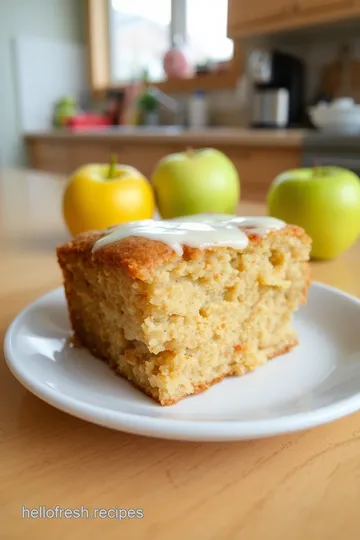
1 169 360 540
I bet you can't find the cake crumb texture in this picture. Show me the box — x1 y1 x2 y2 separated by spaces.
57 225 311 405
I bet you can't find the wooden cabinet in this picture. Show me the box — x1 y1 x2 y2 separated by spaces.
69 142 117 170
228 0 293 35
228 0 360 38
221 147 300 201
25 136 301 203
296 0 353 10
28 140 72 174
112 144 180 179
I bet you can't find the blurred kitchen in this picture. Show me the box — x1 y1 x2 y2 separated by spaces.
3 0 360 200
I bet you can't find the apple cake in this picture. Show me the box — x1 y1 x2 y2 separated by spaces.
57 215 311 405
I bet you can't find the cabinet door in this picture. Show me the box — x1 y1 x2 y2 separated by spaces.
113 145 181 180
223 147 301 202
69 142 115 171
228 0 292 32
296 0 353 10
28 141 71 174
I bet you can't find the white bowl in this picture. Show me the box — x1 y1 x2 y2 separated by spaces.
331 98 355 110
309 103 360 133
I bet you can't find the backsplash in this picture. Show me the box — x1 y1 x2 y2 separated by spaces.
264 24 360 103
164 24 360 128
164 76 250 128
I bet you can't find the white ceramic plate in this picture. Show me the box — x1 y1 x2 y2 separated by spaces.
4 283 360 441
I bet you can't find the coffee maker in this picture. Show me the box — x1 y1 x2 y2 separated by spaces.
249 49 305 128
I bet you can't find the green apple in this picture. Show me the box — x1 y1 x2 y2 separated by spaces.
53 97 77 127
267 166 360 260
152 148 240 219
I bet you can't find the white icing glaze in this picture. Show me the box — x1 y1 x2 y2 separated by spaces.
92 214 285 256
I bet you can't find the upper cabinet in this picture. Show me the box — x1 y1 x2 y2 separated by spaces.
296 0 354 10
228 0 292 32
228 0 360 38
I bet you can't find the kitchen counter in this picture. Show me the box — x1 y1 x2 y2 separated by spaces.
304 131 360 149
2 168 360 540
25 127 307 148
25 129 304 201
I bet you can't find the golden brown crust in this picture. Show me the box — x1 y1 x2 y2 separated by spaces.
57 223 311 281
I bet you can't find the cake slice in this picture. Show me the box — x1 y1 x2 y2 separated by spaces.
57 215 311 405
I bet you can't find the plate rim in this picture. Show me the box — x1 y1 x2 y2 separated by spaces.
4 282 360 441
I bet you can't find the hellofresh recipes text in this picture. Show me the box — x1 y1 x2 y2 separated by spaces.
22 505 144 520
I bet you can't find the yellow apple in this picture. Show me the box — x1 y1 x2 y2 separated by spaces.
63 157 155 236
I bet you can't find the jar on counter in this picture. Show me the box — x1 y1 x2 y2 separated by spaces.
187 90 208 128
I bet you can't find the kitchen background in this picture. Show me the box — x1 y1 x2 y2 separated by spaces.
2 0 360 199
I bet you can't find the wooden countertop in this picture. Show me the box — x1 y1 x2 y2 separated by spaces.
2 169 360 540
24 127 306 148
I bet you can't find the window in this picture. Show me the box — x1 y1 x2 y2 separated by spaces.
109 0 233 84
109 0 171 83
185 0 233 66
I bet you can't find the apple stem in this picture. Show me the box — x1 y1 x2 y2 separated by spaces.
107 154 117 179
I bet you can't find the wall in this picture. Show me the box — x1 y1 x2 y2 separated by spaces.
165 75 250 128
244 21 360 106
0 0 86 167
271 25 360 103
168 22 360 129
